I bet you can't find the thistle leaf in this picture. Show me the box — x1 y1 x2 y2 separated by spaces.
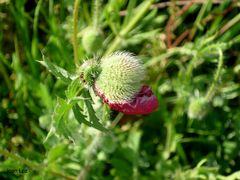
72 104 91 126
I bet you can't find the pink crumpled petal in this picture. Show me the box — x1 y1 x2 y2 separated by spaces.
95 85 158 115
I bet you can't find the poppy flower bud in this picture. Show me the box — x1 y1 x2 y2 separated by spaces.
82 27 104 54
95 52 145 103
80 52 158 114
94 52 158 114
188 97 208 120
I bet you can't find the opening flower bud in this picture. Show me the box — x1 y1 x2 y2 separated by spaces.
80 59 101 87
95 52 145 103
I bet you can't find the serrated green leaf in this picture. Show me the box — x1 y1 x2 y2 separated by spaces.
38 55 74 83
73 104 109 132
72 104 89 126
83 91 108 132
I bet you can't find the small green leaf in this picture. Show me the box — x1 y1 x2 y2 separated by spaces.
38 55 74 83
73 104 108 132
53 97 72 138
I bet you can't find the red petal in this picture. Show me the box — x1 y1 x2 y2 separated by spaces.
96 85 158 115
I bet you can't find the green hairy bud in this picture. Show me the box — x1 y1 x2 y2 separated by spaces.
95 52 145 103
188 97 208 120
82 27 104 54
80 59 101 86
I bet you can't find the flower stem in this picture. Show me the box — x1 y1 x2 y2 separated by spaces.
105 0 154 55
205 48 223 101
93 0 101 29
73 0 81 65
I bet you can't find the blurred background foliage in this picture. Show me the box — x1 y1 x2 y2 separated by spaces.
0 0 240 179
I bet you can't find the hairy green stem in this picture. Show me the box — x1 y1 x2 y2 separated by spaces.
73 0 81 65
0 148 42 170
205 48 223 101
164 122 174 159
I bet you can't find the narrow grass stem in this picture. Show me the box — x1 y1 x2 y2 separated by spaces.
190 0 211 39
73 0 81 65
0 56 13 91
93 0 101 29
219 13 240 35
0 148 42 170
164 122 174 159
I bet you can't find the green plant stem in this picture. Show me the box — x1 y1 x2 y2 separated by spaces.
185 54 198 82
110 112 124 128
205 48 223 101
73 0 81 65
0 148 42 170
93 0 101 29
105 0 154 55
0 148 75 180
164 122 174 159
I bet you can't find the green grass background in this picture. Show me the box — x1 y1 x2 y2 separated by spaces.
0 0 240 179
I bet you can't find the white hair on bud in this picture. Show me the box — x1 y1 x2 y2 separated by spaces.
95 51 145 103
